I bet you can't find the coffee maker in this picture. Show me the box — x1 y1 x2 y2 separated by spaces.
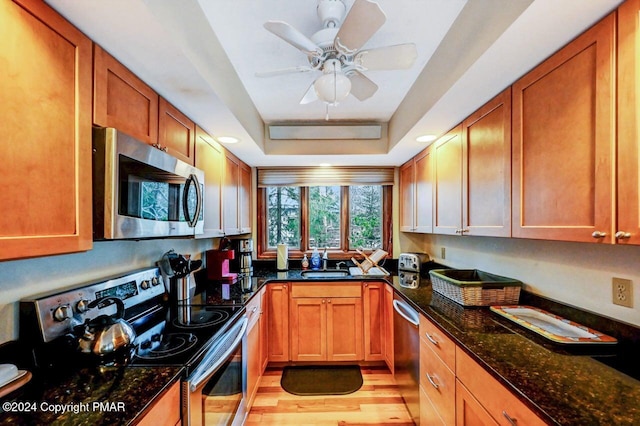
231 239 253 276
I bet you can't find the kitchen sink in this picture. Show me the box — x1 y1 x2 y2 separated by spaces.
300 269 350 279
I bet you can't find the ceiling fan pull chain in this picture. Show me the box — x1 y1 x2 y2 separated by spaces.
325 103 330 121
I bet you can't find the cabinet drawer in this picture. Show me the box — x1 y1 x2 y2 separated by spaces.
420 341 455 426
246 291 262 330
456 348 546 426
420 314 455 371
291 283 361 298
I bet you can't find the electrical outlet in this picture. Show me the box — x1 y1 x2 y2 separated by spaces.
441 247 446 259
612 278 633 308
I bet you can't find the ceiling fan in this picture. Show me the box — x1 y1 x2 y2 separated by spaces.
257 0 418 111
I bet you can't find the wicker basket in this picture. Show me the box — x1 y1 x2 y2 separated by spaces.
429 269 521 307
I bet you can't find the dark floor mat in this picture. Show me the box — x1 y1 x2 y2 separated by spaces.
280 365 363 396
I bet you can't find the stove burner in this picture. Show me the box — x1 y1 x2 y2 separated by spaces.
135 333 197 360
172 307 230 329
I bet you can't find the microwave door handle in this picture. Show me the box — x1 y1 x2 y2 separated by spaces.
182 174 202 228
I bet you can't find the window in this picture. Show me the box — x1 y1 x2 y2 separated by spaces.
259 183 391 258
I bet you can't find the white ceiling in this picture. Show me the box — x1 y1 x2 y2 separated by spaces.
46 0 623 167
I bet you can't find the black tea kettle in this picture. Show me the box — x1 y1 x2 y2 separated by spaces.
77 297 136 355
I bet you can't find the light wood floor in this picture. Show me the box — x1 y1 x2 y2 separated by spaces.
245 365 415 426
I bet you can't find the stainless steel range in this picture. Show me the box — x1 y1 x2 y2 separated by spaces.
20 267 248 426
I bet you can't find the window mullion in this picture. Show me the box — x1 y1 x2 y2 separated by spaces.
341 186 349 252
301 187 309 252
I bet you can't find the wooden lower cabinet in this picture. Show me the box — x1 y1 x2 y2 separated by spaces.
456 379 497 426
245 291 263 409
383 284 395 373
363 282 385 361
456 348 546 426
420 385 446 426
266 283 289 362
419 315 455 426
289 283 363 362
135 380 181 426
259 287 269 372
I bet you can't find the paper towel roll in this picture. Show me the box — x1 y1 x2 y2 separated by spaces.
277 243 288 270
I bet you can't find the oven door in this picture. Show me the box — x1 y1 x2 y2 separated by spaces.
183 315 248 426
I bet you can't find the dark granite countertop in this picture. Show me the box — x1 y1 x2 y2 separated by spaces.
243 267 640 426
0 363 183 425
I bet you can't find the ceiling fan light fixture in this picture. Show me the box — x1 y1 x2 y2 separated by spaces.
314 59 351 105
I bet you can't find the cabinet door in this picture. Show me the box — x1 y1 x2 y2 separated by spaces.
462 88 511 237
290 298 326 362
0 0 92 260
246 318 261 409
239 161 252 234
259 288 269 372
414 146 434 233
223 153 240 235
363 282 384 361
195 127 224 238
136 381 181 426
266 283 289 362
327 297 363 361
383 284 395 373
512 14 615 243
617 0 640 245
433 126 463 235
93 45 159 144
421 385 446 426
158 97 195 165
455 380 498 426
456 348 547 426
399 160 415 232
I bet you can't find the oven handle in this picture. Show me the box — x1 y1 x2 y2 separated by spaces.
187 316 248 392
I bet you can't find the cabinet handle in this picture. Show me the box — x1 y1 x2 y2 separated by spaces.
426 373 439 389
591 231 607 239
461 228 469 234
328 299 331 304
502 411 518 425
425 333 439 346
455 229 461 234
615 231 631 240
283 284 287 289
322 299 326 304
252 306 258 314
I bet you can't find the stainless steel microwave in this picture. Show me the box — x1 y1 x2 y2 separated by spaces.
92 127 204 240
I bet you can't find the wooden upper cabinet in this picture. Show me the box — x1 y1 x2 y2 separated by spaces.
195 126 224 238
433 126 463 235
462 88 512 237
617 0 640 245
0 0 92 260
399 160 415 232
400 146 433 233
512 13 615 243
414 147 434 233
239 162 252 234
223 153 241 235
93 45 159 144
158 98 196 165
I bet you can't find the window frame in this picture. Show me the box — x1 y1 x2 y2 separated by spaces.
257 185 392 259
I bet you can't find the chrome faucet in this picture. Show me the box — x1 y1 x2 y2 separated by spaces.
322 248 328 270
336 261 346 270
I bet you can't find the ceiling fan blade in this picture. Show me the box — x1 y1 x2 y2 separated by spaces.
299 82 319 104
335 0 386 54
264 21 323 56
255 66 313 78
348 71 378 101
355 43 418 70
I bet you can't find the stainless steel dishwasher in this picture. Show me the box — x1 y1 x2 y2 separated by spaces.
393 294 420 424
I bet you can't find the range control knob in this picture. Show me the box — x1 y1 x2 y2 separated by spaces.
53 305 73 322
140 280 151 290
75 299 91 314
151 277 160 286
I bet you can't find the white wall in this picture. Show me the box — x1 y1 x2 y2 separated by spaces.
0 238 217 344
398 232 640 327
